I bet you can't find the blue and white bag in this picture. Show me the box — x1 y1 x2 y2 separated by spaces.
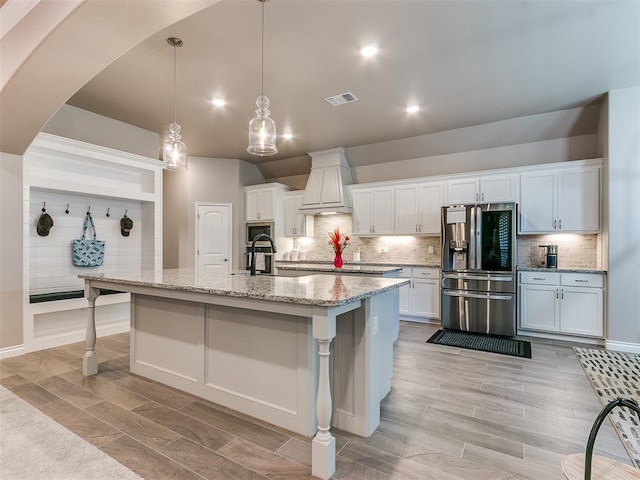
72 213 105 267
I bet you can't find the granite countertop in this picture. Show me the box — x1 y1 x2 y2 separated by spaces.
79 268 409 307
518 266 607 274
276 263 402 274
276 260 440 269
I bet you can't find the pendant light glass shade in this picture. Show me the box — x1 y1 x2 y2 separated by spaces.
248 0 277 156
163 37 188 170
248 95 277 156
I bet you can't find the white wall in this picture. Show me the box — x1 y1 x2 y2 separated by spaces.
163 156 265 270
43 105 160 159
601 86 640 348
0 153 24 348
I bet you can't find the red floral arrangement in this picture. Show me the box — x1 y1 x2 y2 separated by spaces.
328 227 350 253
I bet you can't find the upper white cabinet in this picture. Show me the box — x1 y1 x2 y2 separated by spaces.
351 187 395 236
395 182 444 235
447 174 517 204
520 166 599 233
244 183 290 222
284 192 314 238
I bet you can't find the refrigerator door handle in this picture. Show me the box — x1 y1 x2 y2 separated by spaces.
443 273 513 282
443 290 513 301
475 206 482 270
469 206 476 270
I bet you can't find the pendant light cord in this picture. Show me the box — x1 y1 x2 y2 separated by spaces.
172 43 177 127
261 0 265 98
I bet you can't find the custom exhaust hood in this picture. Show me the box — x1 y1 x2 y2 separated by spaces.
299 147 353 215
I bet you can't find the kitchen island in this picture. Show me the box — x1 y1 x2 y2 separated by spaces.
80 268 408 479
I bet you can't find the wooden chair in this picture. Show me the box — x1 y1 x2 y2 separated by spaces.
562 398 640 480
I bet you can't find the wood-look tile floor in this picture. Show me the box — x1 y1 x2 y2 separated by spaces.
1 322 633 479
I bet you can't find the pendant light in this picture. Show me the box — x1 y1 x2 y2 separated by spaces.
163 37 188 170
247 0 277 156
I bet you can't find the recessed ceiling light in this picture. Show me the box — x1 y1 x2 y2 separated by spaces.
406 104 420 113
211 98 226 107
282 132 294 140
359 43 380 57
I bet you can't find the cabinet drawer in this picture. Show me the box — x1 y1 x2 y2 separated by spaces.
412 268 439 278
519 271 560 285
561 273 603 288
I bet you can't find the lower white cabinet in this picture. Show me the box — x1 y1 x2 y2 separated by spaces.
519 271 604 337
399 267 440 322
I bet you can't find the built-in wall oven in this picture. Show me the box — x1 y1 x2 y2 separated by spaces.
440 203 517 336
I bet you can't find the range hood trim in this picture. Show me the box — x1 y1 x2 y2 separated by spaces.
299 147 353 215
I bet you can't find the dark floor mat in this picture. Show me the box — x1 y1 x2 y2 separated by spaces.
426 329 532 358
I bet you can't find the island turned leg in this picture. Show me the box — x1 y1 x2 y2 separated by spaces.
312 312 336 480
82 285 100 376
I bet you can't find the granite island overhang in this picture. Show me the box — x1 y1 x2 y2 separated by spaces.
79 268 409 480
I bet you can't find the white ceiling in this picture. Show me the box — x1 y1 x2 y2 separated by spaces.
67 0 640 175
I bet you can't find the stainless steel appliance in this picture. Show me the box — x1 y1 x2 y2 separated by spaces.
440 203 517 336
539 244 558 268
246 222 274 246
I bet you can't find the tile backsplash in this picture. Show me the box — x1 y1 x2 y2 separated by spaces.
291 214 600 269
292 214 441 265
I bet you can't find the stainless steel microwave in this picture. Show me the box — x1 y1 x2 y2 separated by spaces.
246 222 274 245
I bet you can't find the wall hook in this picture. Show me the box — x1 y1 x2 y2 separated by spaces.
106 208 111 218
41 201 46 212
65 203 70 214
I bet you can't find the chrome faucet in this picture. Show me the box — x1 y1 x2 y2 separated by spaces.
250 233 277 276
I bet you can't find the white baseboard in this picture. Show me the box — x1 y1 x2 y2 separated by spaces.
605 340 640 354
517 329 605 346
0 343 26 360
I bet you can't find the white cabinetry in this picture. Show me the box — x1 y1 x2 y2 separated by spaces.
398 267 440 322
519 271 603 337
395 182 444 235
284 192 314 238
447 174 517 204
519 166 600 233
351 187 395 236
245 183 290 222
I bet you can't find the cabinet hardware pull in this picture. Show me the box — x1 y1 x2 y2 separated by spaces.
561 290 564 299
574 279 589 283
419 224 422 232
554 219 557 229
481 193 484 201
556 290 559 298
476 193 479 202
558 219 562 229
533 277 545 280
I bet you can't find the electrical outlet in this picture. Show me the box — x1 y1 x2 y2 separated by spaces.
380 243 387 254
373 316 378 335
428 246 434 254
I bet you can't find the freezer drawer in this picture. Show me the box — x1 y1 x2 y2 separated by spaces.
441 289 516 336
441 272 516 294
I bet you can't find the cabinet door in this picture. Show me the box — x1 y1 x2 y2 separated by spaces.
398 268 412 315
418 183 444 234
351 189 373 235
258 189 275 220
412 278 440 318
557 167 600 232
284 194 299 236
480 175 517 203
519 172 556 233
448 178 479 204
519 284 559 332
395 185 419 234
560 287 603 337
371 187 395 234
246 191 260 221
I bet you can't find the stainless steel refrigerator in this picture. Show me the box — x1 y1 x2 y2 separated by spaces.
440 203 517 336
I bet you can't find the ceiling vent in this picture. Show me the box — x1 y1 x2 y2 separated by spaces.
324 92 358 107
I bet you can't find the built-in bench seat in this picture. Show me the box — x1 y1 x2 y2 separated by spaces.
29 289 123 304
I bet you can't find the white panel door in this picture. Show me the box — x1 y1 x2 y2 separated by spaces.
395 185 419 234
480 175 517 203
196 204 231 274
412 278 440 318
418 183 444 234
560 287 603 336
557 167 600 232
448 178 479 204
351 189 373 235
371 187 395 235
519 172 556 233
519 284 559 332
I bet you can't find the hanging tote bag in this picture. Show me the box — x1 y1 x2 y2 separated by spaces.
72 213 105 267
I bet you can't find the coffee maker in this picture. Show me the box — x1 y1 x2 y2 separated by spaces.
539 245 558 268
